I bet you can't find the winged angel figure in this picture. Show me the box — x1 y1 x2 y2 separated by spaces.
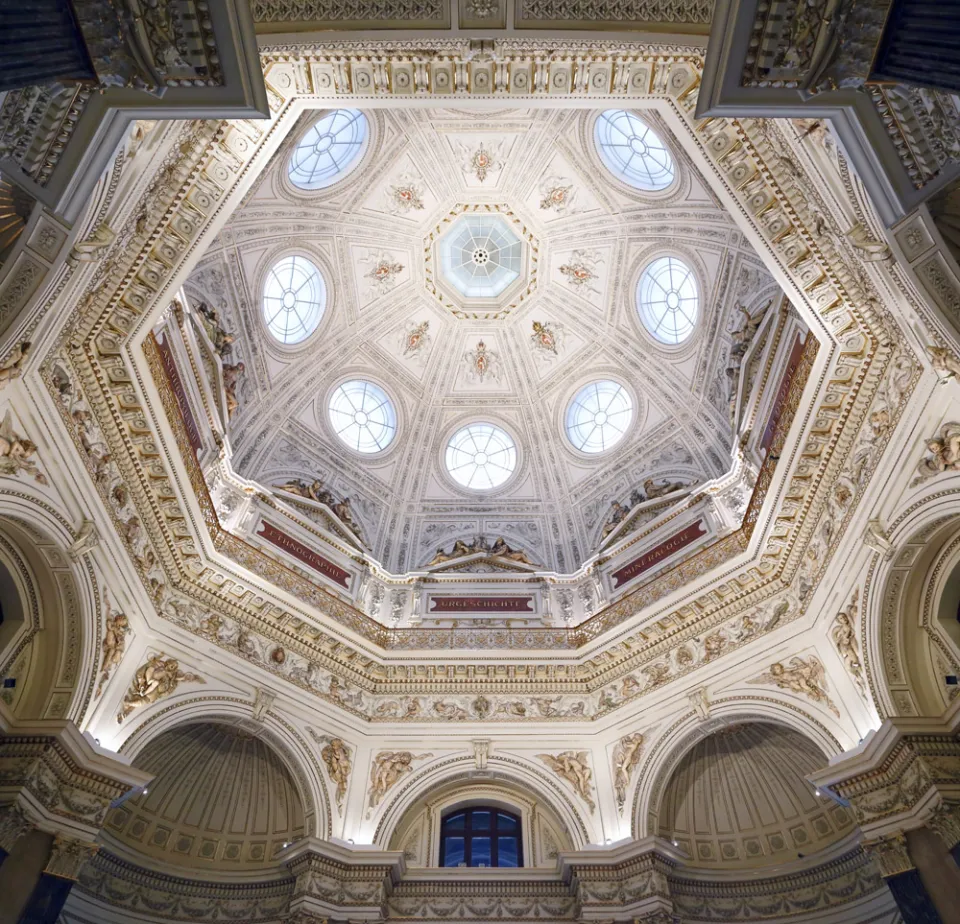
0 411 46 483
749 656 839 716
537 751 596 813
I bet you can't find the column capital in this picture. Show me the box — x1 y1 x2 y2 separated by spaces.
861 831 913 878
44 834 99 881
0 801 34 853
926 799 960 851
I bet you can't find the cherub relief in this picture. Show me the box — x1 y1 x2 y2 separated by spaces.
96 598 130 698
116 654 204 722
612 733 645 812
0 342 30 388
311 732 352 812
831 589 865 693
928 346 960 383
368 751 433 809
537 751 595 812
749 655 839 716
0 412 46 484
917 423 960 480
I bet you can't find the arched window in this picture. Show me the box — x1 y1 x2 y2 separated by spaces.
439 807 522 868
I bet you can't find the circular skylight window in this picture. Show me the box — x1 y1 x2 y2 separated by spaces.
288 109 368 190
595 110 675 191
636 256 699 345
328 380 397 454
565 381 633 454
439 215 523 299
262 256 326 345
445 423 517 490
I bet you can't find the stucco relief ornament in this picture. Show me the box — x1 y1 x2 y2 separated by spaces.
0 412 47 484
309 730 352 812
915 422 960 483
928 346 960 383
831 588 865 694
362 251 404 296
530 321 564 361
559 250 602 294
385 174 425 214
460 141 502 182
368 751 433 811
612 732 645 812
96 596 130 698
538 751 595 813
748 656 839 717
116 654 204 722
401 320 431 358
221 361 245 419
538 176 577 214
464 339 501 384
0 341 30 387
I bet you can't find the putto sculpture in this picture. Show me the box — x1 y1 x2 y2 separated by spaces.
117 654 204 722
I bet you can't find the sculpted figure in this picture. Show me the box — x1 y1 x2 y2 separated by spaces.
537 751 595 812
195 301 235 358
117 654 204 721
917 423 960 479
368 751 433 809
749 655 838 716
730 300 771 360
643 477 690 499
308 480 336 507
928 346 960 382
601 500 630 539
832 590 865 692
275 478 310 497
845 222 892 262
221 362 244 418
320 736 352 811
96 599 130 697
332 496 359 531
489 537 533 564
0 412 46 484
0 342 30 387
612 733 645 812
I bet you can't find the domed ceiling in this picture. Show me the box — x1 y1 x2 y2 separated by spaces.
104 723 305 870
185 106 781 573
658 724 855 870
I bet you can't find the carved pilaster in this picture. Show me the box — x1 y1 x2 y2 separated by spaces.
926 800 960 850
0 801 33 852
863 831 914 878
44 835 98 880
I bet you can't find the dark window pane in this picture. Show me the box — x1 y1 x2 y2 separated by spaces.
472 811 491 830
444 812 465 832
497 812 518 832
498 837 519 867
472 836 491 866
442 837 465 867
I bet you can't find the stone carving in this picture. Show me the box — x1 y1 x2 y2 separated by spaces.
427 536 534 566
537 751 595 813
459 141 502 182
559 250 602 294
368 751 432 809
70 223 116 263
0 803 32 853
117 654 204 722
385 174 425 214
401 320 430 358
67 518 99 560
309 730 352 812
0 411 46 484
644 477 694 499
362 251 404 295
538 175 577 214
831 588 865 694
749 656 839 717
221 361 245 419
612 732 645 812
916 422 960 481
0 341 30 387
45 835 98 881
96 596 130 697
517 0 711 24
252 0 446 22
863 831 912 878
928 346 960 383
530 320 564 359
273 478 363 539
195 301 235 358
464 339 501 384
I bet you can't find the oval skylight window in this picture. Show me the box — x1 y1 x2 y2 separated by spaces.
262 255 326 345
565 381 633 454
595 110 675 191
288 109 368 190
636 256 699 345
328 380 397 453
445 423 517 490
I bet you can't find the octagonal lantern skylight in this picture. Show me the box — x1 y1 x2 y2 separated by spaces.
438 215 523 299
595 110 675 192
445 423 517 490
636 256 699 345
262 255 326 345
565 381 633 454
288 109 368 190
328 380 397 454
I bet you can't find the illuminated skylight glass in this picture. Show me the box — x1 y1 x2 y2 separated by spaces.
565 381 633 454
445 423 517 490
328 380 397 453
636 256 699 345
595 110 675 191
262 256 326 345
288 109 368 190
439 215 523 299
